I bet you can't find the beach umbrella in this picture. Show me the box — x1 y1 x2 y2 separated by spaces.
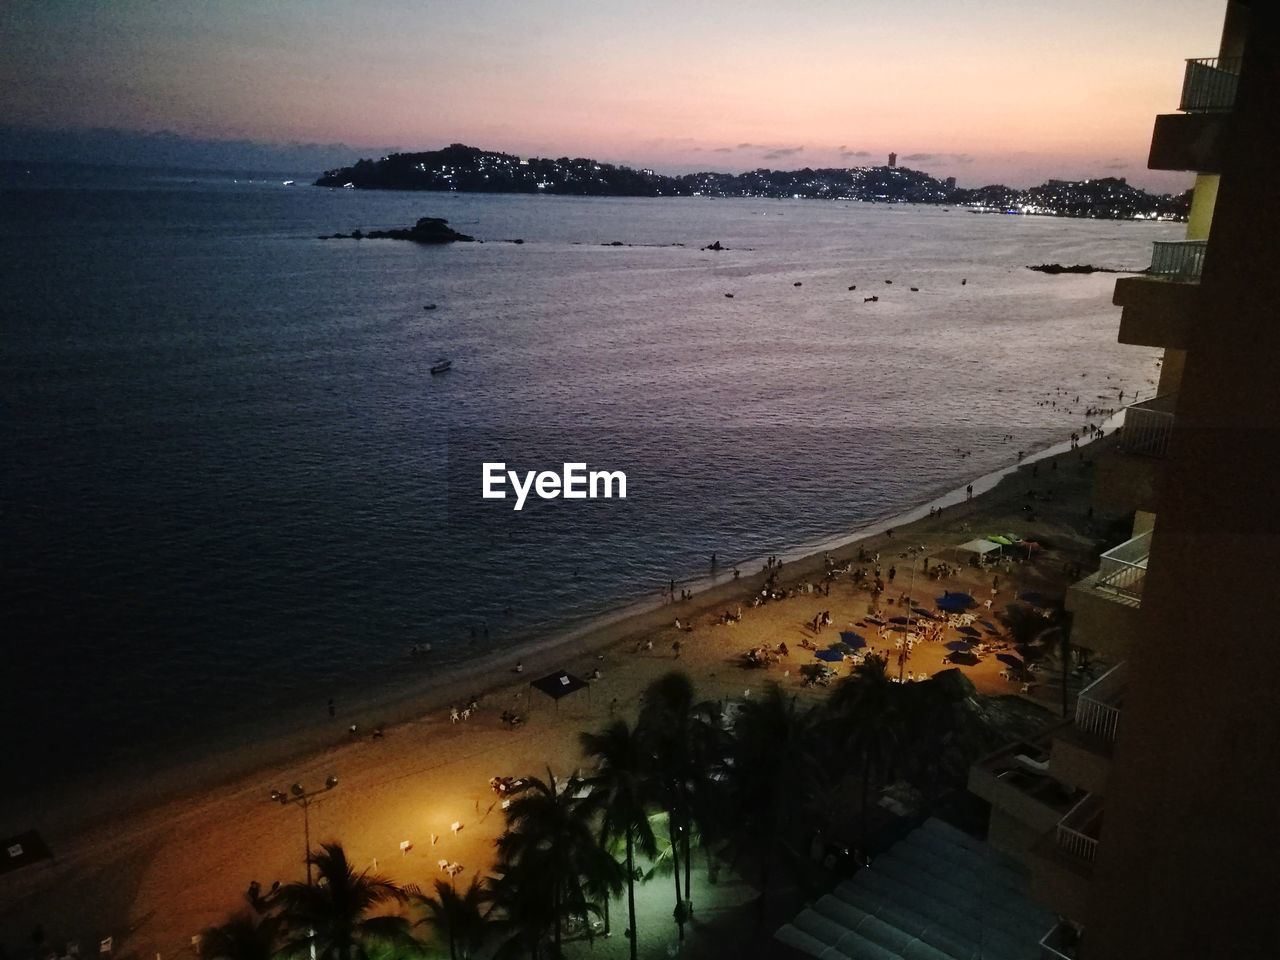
889 616 911 625
945 640 972 652
996 653 1025 668
979 619 998 631
957 625 982 637
839 631 867 648
1003 533 1021 542
987 535 1013 546
910 606 939 620
865 616 886 626
814 648 845 663
946 651 980 666
1018 591 1057 607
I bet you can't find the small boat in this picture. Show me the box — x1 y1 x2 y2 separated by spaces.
430 359 452 375
423 303 437 311
282 180 295 186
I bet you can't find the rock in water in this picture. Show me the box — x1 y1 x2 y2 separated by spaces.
320 217 474 243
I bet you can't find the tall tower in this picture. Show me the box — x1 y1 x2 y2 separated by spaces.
888 152 897 168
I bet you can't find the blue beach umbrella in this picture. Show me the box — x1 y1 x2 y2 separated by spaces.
839 631 867 649
945 640 973 652
946 651 980 666
957 625 982 637
814 648 845 663
996 653 1025 668
936 594 973 612
979 619 998 631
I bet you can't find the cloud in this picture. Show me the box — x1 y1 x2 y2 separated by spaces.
712 146 733 153
761 145 805 160
897 151 973 166
1101 157 1129 170
736 142 755 149
840 148 871 159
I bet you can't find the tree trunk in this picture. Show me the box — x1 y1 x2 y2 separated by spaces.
553 881 562 959
860 754 871 845
669 814 684 941
626 829 639 960
682 817 692 917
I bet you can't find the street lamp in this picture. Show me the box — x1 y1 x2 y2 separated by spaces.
270 775 339 885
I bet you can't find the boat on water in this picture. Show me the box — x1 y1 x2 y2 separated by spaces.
430 359 452 375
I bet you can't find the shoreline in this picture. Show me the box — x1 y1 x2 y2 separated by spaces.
0 415 1122 843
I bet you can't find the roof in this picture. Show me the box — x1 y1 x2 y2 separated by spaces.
529 670 589 700
956 538 1001 555
774 818 1053 960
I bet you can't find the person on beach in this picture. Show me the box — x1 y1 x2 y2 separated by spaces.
672 639 682 659
888 566 896 583
966 483 974 500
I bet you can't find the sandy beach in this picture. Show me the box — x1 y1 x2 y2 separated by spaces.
0 432 1123 959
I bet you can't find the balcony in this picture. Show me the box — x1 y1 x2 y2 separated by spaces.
1113 272 1199 350
1074 661 1127 743
1149 239 1207 280
1149 57 1239 172
1056 793 1104 864
1096 530 1151 602
1180 57 1242 112
1039 919 1083 960
1119 394 1177 458
1065 534 1150 658
969 736 1084 836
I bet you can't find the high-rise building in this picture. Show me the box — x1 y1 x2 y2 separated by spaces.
966 3 1278 957
888 152 897 168
944 176 956 191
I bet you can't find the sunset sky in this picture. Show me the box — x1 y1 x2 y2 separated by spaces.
0 0 1226 188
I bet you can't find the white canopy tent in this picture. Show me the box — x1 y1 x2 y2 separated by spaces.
953 538 1001 560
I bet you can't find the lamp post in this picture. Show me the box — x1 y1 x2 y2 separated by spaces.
898 564 917 682
270 775 338 885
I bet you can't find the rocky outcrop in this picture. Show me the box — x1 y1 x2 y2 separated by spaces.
320 217 474 243
1026 263 1131 275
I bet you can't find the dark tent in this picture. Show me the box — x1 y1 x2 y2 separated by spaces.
529 670 591 711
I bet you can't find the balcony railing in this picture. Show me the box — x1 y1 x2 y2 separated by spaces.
1119 394 1177 458
1096 530 1151 601
1075 661 1127 742
1180 57 1242 113
1039 920 1083 960
1149 239 1207 280
1057 793 1104 863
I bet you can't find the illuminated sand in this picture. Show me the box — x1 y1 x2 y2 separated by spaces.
0 439 1114 959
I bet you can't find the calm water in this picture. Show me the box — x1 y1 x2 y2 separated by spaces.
0 172 1176 790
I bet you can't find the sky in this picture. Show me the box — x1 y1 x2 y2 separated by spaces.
0 0 1228 189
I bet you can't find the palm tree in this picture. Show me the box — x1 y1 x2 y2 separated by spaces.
720 682 816 922
491 770 619 959
277 842 415 960
415 876 489 960
636 671 721 941
1004 603 1074 716
579 719 657 960
199 913 282 960
826 655 902 846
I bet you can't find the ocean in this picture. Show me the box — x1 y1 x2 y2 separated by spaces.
0 170 1178 793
